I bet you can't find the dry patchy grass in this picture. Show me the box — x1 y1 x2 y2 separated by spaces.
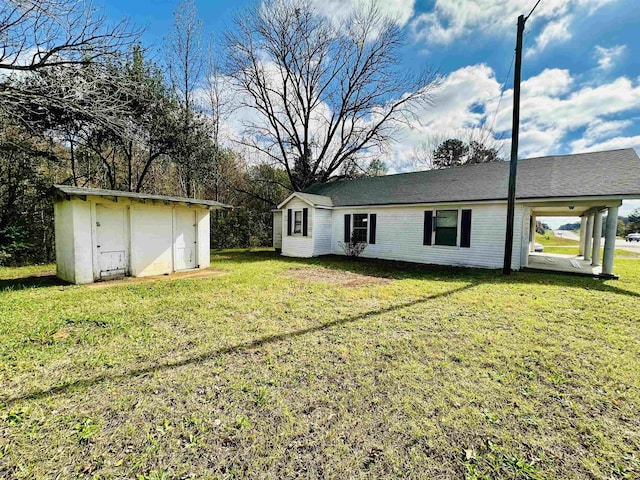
284 267 391 287
1 250 639 479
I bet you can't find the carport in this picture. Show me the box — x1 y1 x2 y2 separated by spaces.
521 200 620 278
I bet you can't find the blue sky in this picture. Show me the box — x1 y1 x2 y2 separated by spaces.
101 0 640 222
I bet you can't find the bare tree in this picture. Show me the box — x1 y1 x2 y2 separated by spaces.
0 0 136 72
164 0 205 197
0 0 139 132
225 0 438 191
204 40 236 202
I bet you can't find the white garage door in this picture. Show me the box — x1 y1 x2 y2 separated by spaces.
175 209 197 270
96 205 128 278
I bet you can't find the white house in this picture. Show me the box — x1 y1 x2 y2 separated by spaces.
52 185 231 284
273 149 640 278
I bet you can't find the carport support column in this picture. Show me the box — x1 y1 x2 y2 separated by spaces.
530 214 536 252
583 214 594 262
602 206 618 276
578 216 587 256
591 212 603 266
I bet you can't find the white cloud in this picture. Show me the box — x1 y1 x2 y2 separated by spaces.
217 41 639 175
383 64 640 171
485 72 640 157
309 0 415 27
410 0 616 57
526 15 572 57
594 44 626 71
521 68 572 96
570 134 640 153
583 119 632 142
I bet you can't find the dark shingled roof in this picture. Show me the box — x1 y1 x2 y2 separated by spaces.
52 184 232 208
304 148 640 206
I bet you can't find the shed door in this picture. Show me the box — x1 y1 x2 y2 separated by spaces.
175 209 197 270
96 205 128 278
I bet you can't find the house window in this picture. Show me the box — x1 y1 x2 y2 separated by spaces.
293 210 302 234
352 213 368 243
435 210 458 246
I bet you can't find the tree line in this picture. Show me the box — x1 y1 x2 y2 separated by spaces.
557 212 639 238
0 0 500 265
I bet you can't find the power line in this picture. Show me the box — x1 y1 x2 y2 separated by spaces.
525 0 543 22
487 51 515 140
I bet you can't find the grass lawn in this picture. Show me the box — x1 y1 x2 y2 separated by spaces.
536 232 640 258
1 250 640 479
536 231 581 247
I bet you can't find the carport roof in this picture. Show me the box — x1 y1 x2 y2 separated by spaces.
52 184 232 209
304 148 640 207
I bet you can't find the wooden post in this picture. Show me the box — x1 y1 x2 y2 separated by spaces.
503 14 525 275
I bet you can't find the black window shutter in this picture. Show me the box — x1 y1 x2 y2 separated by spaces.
369 214 377 244
302 208 308 236
344 214 351 242
287 209 292 236
423 211 433 245
461 209 472 248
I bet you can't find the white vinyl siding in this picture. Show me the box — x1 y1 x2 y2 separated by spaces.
330 203 524 270
282 198 314 258
313 208 332 255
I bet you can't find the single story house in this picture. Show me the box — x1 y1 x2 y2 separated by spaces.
273 148 640 278
52 185 231 284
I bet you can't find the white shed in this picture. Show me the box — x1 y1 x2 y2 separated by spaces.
52 185 231 284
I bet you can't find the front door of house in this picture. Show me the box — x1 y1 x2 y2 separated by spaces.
96 205 128 278
175 209 197 270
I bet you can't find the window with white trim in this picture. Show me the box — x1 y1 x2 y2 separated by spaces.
352 213 368 243
434 210 458 246
293 210 302 234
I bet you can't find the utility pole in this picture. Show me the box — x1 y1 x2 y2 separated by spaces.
503 14 526 275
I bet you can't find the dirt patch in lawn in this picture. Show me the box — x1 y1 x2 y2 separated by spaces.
87 268 226 289
285 267 391 287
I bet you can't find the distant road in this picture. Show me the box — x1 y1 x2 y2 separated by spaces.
552 230 640 254
553 230 580 241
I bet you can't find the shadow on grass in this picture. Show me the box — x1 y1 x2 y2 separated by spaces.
0 274 67 292
2 283 475 407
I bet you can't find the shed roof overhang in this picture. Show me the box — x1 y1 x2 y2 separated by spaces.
51 185 233 210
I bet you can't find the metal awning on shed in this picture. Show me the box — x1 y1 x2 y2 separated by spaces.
51 184 232 209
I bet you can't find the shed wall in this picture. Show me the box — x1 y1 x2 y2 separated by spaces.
273 211 282 249
54 200 76 283
130 204 174 277
73 200 94 284
55 196 212 284
197 209 211 269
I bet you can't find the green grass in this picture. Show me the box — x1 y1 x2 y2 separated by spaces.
1 250 640 479
536 231 581 247
536 231 640 258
